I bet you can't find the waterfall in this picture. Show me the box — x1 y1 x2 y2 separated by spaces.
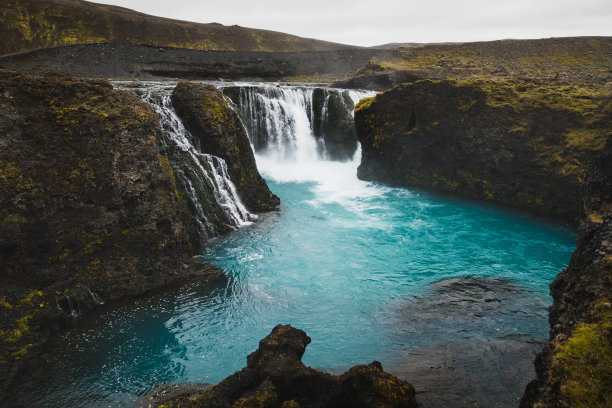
124 83 255 242
223 85 374 163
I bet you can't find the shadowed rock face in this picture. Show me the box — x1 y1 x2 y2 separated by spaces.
355 79 611 223
0 70 221 399
312 89 358 161
147 324 418 408
521 139 612 408
171 82 279 212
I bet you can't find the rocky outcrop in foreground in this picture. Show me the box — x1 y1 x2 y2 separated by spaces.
0 70 223 399
171 82 280 212
355 79 611 223
144 324 418 408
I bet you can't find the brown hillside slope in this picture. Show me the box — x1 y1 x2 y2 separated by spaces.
0 0 356 56
334 37 612 90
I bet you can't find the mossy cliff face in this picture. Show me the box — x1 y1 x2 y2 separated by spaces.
355 79 612 222
144 324 418 408
171 82 280 212
521 140 612 408
0 69 214 397
0 0 354 56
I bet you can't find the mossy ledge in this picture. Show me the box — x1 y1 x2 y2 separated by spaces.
0 69 223 400
355 78 612 223
171 82 280 212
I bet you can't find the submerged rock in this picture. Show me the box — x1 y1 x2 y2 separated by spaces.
149 324 418 408
355 79 611 223
171 82 280 212
389 276 549 407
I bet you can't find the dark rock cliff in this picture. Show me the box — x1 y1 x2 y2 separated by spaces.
171 82 280 212
355 79 611 223
0 70 222 399
521 139 612 408
354 78 612 407
312 88 358 161
143 324 418 408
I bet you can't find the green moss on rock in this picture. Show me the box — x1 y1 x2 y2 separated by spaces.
355 78 611 222
553 307 612 408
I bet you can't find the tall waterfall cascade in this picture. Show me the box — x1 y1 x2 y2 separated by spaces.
222 85 375 163
123 83 255 242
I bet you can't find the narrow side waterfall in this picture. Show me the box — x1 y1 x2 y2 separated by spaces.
127 84 255 241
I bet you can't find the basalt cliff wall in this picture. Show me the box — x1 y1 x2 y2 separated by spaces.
355 78 612 407
355 79 611 223
0 70 276 401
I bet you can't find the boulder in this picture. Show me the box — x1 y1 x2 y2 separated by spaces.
150 324 419 408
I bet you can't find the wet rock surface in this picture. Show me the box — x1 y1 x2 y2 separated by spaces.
149 324 418 408
313 89 358 161
0 70 218 400
171 82 279 212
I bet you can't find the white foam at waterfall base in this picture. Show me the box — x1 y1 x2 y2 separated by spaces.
235 85 383 209
255 148 388 208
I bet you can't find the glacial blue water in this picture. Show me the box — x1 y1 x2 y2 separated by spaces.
12 156 576 408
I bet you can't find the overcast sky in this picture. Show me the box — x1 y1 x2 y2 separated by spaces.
95 0 612 46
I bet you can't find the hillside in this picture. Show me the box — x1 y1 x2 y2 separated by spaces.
0 0 356 56
335 37 612 89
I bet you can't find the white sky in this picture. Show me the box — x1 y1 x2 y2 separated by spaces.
95 0 612 46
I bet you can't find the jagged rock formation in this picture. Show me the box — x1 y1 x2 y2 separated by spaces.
145 324 418 408
355 79 612 223
0 70 224 399
520 140 612 408
0 0 356 56
171 82 280 212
